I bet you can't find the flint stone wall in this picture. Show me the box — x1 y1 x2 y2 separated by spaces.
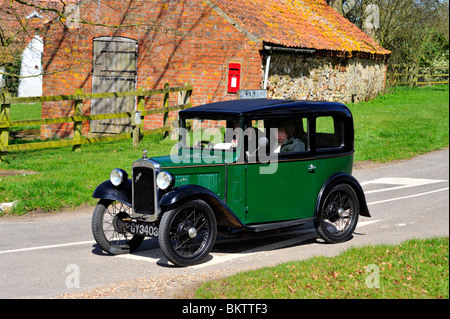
266 53 388 103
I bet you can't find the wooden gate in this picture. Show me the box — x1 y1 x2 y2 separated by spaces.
91 37 137 133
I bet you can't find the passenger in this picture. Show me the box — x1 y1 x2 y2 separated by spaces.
277 123 305 153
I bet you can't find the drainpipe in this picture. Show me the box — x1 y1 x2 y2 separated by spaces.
263 45 316 90
263 52 271 90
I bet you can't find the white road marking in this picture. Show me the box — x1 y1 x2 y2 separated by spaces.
0 241 95 255
356 220 382 228
361 177 447 194
367 187 449 206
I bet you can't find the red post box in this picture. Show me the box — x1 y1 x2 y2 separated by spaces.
227 63 241 93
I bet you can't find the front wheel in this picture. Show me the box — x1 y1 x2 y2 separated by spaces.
315 184 359 244
92 199 144 255
159 200 217 267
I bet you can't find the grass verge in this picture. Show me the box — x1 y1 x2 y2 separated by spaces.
349 85 449 162
0 134 177 215
195 237 449 299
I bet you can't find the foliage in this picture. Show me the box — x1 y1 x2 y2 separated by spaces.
195 237 449 299
1 55 21 96
328 0 450 66
418 28 450 67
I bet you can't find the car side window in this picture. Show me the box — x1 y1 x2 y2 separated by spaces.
315 116 344 151
265 117 309 155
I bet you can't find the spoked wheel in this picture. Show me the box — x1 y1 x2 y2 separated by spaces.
92 199 144 255
315 184 359 243
159 200 217 267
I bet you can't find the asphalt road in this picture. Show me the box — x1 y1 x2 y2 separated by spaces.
0 149 448 299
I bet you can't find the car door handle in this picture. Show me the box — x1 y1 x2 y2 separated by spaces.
308 164 316 172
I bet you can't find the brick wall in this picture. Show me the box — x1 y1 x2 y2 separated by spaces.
41 0 263 139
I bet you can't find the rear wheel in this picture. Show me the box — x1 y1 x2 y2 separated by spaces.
159 200 217 267
92 199 144 255
315 184 359 243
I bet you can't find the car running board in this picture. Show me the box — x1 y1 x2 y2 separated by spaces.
244 217 316 232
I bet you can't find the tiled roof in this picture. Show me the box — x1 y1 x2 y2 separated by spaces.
210 0 390 57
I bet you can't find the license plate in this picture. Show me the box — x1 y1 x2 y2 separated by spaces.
130 222 159 237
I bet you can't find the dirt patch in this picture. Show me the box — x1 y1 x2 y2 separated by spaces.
353 161 388 170
55 270 233 299
0 169 39 177
9 129 40 140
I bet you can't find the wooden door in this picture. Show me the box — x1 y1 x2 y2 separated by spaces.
91 37 137 133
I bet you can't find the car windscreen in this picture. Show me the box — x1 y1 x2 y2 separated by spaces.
179 117 241 151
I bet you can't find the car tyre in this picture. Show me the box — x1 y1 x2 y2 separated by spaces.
92 199 144 255
315 184 359 244
159 199 217 267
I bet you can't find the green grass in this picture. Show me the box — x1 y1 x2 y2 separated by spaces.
349 85 449 162
0 134 177 215
195 237 449 299
0 85 448 215
8 102 42 131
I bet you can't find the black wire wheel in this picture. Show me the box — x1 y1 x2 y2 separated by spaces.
315 184 359 244
159 199 217 267
92 199 144 255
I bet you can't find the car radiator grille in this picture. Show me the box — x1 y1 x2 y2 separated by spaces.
133 166 155 215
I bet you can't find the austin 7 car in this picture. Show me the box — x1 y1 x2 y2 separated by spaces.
92 99 370 266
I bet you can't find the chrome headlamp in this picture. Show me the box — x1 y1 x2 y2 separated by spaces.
156 171 174 190
110 168 128 187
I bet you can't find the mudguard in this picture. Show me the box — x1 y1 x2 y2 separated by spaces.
316 173 371 218
160 185 245 229
92 179 132 207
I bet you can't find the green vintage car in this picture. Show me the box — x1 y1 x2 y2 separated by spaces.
92 99 370 266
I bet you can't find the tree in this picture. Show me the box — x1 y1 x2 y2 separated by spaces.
328 0 449 65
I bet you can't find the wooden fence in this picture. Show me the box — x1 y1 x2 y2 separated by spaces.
0 83 193 161
386 64 449 87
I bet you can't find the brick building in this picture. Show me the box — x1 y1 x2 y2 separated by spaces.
40 0 390 138
0 0 73 96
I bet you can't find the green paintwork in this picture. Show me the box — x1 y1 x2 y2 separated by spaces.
245 159 316 223
151 149 354 226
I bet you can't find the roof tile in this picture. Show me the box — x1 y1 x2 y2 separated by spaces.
211 0 390 57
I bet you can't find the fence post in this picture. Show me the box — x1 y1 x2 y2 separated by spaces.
72 89 83 152
0 92 11 162
413 65 418 87
184 82 192 105
163 83 170 138
133 87 145 148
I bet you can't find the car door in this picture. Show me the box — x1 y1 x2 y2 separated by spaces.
245 117 317 224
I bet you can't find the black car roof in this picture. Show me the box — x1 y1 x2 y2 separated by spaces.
179 99 352 118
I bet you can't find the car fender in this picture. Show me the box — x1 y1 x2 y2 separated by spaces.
92 179 132 207
160 185 245 229
316 173 371 217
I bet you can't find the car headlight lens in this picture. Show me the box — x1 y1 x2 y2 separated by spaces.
156 171 174 190
110 169 126 187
